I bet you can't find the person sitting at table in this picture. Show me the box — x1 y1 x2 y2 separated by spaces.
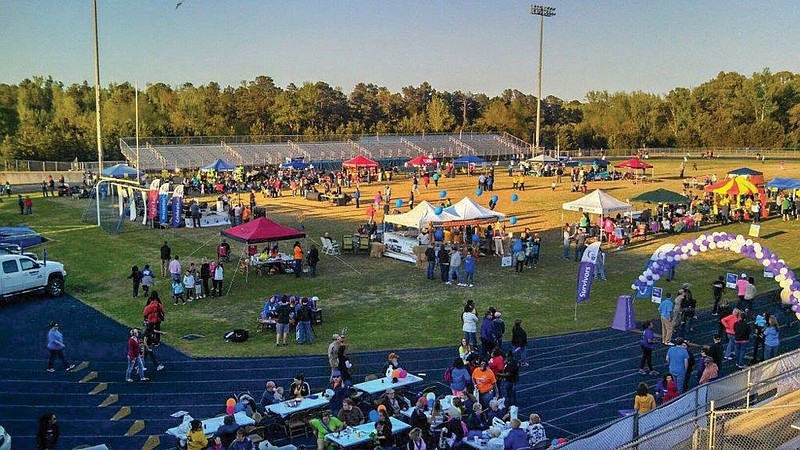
409 398 429 439
383 352 400 376
486 427 504 450
273 387 285 402
270 245 280 259
261 297 279 319
466 402 489 436
485 399 505 424
338 398 364 427
408 427 427 450
428 399 445 428
451 397 467 418
310 411 344 450
258 248 270 262
214 415 240 449
374 408 393 448
503 419 528 450
229 428 255 450
435 407 465 449
381 388 407 416
289 373 310 399
186 419 208 450
260 381 278 409
525 414 547 448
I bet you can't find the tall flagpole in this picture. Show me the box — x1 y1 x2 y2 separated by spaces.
93 0 103 226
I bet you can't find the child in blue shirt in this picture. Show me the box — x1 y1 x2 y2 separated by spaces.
463 249 476 288
172 280 186 305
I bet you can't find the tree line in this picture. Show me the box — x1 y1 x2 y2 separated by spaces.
1 68 799 162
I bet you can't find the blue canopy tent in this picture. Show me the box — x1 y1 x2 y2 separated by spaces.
102 163 143 179
728 167 763 176
564 160 582 167
766 178 800 190
453 155 486 165
280 159 310 170
200 158 236 172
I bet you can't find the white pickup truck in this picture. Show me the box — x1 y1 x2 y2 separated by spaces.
0 253 66 298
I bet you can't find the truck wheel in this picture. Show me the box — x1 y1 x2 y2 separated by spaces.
47 275 64 297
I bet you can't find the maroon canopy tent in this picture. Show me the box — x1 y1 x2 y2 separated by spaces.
221 217 306 243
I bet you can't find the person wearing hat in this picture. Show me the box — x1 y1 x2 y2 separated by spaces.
46 322 76 373
326 370 349 416
384 352 400 376
289 373 310 399
699 356 719 384
665 337 689 394
735 273 749 308
328 334 342 373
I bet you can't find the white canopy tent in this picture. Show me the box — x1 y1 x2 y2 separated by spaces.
562 189 632 215
384 201 460 229
529 154 559 163
441 197 506 225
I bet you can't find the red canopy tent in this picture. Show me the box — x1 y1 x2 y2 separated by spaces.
342 155 380 168
614 158 653 170
221 217 306 243
405 155 438 167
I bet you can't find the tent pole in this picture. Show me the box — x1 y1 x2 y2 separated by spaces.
574 302 577 321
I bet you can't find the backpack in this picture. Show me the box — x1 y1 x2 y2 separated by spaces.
443 365 454 384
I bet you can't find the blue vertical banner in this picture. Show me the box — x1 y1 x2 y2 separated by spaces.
171 184 184 228
576 242 602 304
158 182 170 225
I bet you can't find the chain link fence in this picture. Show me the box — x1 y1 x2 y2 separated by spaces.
2 159 126 172
559 348 800 450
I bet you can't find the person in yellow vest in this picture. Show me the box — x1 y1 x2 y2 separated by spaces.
518 174 526 191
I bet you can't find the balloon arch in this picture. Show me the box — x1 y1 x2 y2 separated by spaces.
631 232 800 317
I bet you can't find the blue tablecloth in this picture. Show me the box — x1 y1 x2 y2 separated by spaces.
351 374 424 395
325 417 410 448
265 394 330 418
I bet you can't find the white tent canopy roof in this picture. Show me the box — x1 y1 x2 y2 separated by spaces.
562 189 632 215
442 197 506 222
384 201 459 229
529 154 559 163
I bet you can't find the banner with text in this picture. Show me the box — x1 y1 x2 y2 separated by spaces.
576 242 602 304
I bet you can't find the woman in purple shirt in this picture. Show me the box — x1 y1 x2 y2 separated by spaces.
639 321 659 375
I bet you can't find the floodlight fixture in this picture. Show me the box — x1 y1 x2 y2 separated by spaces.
530 4 556 152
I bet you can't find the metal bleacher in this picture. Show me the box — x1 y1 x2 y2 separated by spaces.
120 133 529 171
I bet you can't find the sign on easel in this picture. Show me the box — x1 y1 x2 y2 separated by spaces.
748 224 761 237
501 256 512 267
651 287 663 304
764 268 775 279
726 273 738 289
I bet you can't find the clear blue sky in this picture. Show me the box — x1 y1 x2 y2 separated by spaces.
2 1 798 101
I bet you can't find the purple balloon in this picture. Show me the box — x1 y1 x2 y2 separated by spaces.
793 305 800 313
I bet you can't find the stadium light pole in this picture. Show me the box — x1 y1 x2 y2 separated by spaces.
93 0 104 226
531 4 555 154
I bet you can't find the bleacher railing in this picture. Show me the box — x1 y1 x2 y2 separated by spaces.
557 347 800 450
3 159 127 173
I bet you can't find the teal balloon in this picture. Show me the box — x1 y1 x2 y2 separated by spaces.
510 217 518 225
439 190 447 199
435 206 444 215
491 195 499 203
476 189 483 196
395 199 403 208
511 193 519 202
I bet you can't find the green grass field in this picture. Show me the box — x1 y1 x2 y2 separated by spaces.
1 157 798 357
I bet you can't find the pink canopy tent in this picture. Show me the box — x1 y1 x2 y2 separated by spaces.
614 158 653 170
342 155 380 168
405 155 438 167
221 217 306 243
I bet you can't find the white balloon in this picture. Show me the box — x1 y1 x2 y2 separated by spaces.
709 242 717 250
639 275 647 282
753 243 762 251
793 291 800 299
781 279 792 289
781 268 789 275
737 235 745 242
667 256 674 262
755 252 763 259
775 274 785 283
699 245 707 252
745 239 753 246
763 259 771 267
653 274 661 280
780 259 786 264
631 284 638 290
651 262 660 270
796 312 800 321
